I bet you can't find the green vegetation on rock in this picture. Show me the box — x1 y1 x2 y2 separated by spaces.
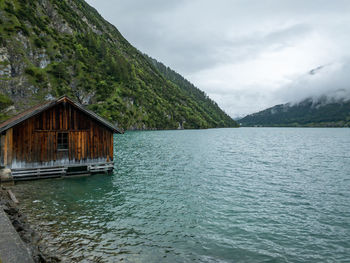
0 92 13 121
0 0 238 130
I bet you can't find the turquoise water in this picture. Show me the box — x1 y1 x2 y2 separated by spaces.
13 128 350 262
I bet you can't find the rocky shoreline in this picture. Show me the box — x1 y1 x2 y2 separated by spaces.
0 187 61 263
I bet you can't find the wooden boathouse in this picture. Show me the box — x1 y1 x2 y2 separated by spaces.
0 96 121 181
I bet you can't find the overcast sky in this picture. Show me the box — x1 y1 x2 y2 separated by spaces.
86 0 350 117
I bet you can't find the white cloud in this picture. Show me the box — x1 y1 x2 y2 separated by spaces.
86 0 350 117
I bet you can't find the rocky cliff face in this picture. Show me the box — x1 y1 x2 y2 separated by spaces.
0 0 237 130
0 0 118 108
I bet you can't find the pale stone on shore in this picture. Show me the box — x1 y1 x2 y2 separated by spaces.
0 168 12 181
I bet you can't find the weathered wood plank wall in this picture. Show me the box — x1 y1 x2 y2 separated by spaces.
6 102 114 168
1 128 13 167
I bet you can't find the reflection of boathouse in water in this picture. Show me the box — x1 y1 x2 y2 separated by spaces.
0 96 121 181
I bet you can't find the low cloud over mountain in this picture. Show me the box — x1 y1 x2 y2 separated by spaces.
276 60 350 104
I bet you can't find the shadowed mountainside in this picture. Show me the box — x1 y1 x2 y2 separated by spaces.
239 97 350 127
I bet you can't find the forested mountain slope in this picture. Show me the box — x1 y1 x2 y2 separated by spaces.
0 0 238 130
239 97 350 127
145 55 236 129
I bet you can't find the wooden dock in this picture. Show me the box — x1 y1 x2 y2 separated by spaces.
2 162 114 182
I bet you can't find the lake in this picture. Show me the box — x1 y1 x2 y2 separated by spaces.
13 128 350 262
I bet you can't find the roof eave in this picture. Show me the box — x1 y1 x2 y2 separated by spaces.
0 100 56 134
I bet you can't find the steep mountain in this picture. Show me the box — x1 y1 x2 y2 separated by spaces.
239 97 350 127
0 0 238 130
145 55 236 128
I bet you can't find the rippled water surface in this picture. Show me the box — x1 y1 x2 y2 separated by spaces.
13 128 350 262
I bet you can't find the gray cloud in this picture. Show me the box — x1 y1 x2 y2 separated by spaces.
276 59 350 103
86 0 350 117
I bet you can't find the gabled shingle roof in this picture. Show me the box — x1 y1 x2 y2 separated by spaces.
0 96 122 134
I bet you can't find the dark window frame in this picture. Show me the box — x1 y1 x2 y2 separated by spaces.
57 132 69 151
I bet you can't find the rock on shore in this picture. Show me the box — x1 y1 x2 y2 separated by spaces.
0 187 60 263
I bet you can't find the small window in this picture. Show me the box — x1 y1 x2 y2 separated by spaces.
57 132 68 151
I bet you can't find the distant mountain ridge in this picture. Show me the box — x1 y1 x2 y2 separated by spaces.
0 0 238 130
239 97 350 127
